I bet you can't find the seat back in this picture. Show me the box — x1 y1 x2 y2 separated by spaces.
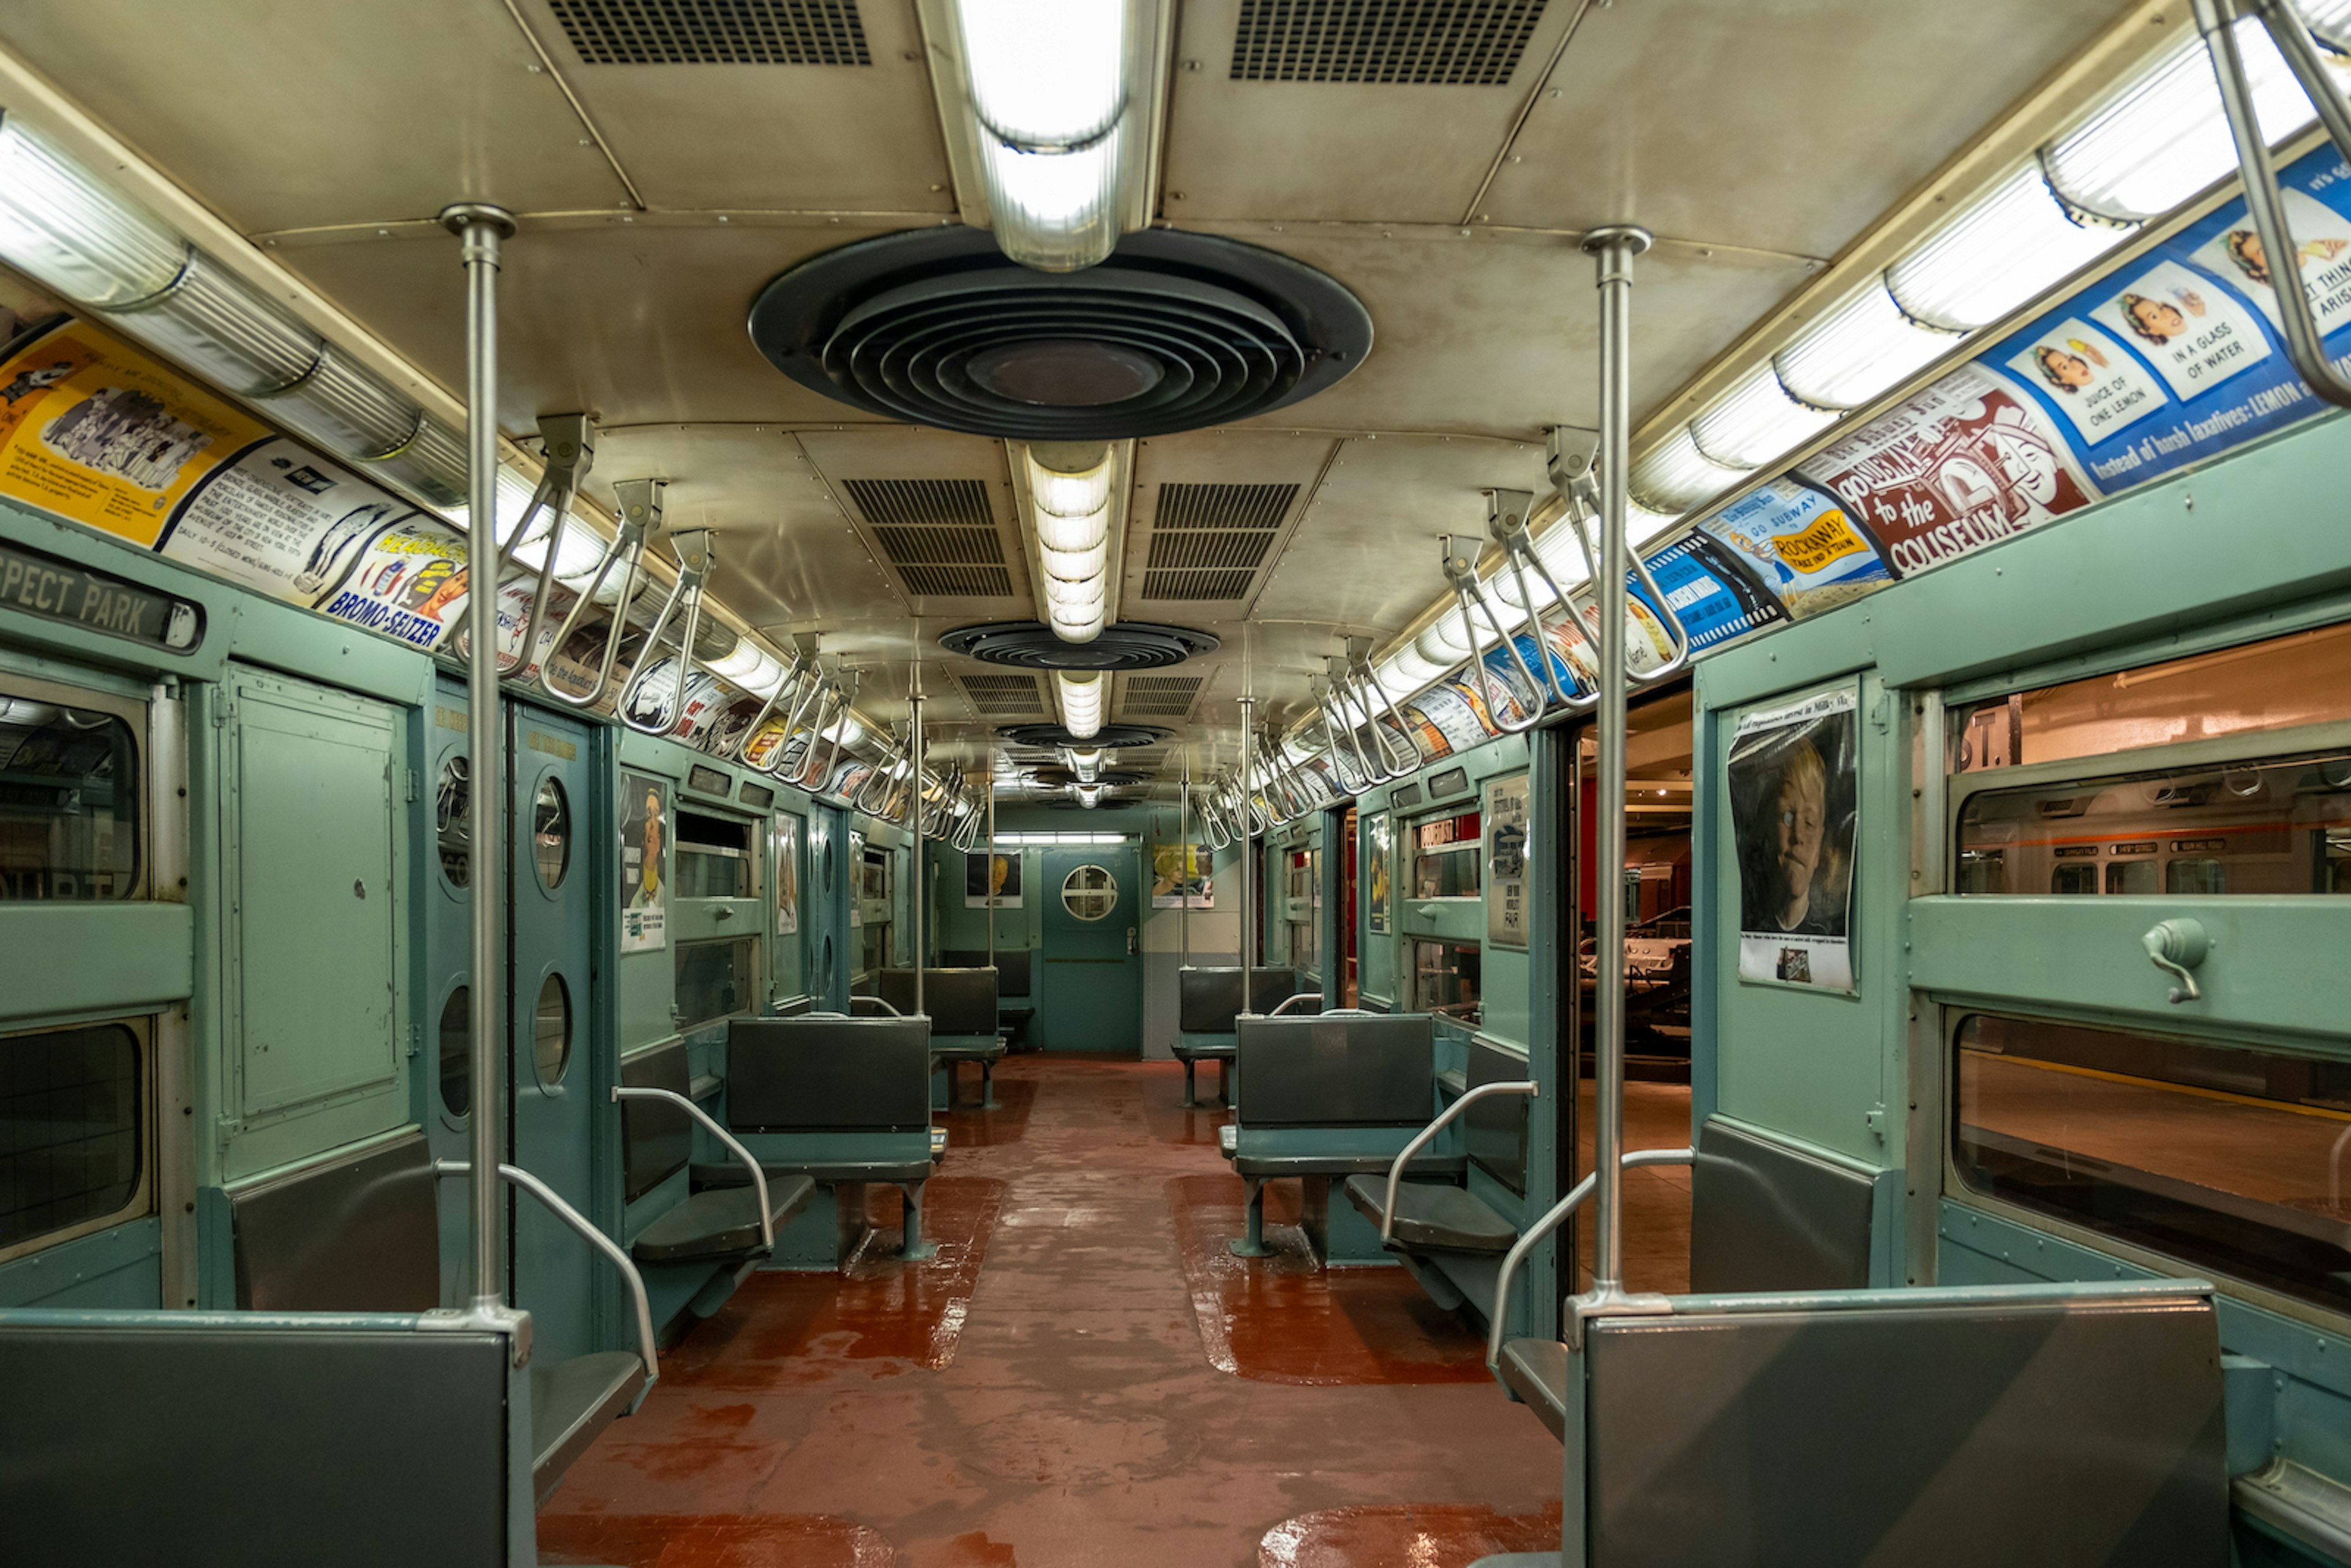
1583 1282 2227 1567
726 1015 932 1133
1464 1039 1531 1196
1179 966 1298 1033
228 1130 439 1311
0 1312 512 1568
1234 1012 1433 1128
1689 1116 1874 1291
878 967 998 1035
621 1040 694 1202
940 947 1033 1000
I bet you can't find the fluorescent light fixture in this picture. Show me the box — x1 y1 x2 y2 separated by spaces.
449 464 554 547
1630 426 1752 514
1051 602 1107 642
1417 607 1472 664
1043 572 1107 610
2042 18 2342 223
994 830 1130 845
0 114 184 307
1887 164 2131 331
514 523 605 580
1690 364 1842 468
1027 443 1114 525
1027 442 1116 643
1382 645 1447 691
954 0 1130 272
1627 503 1684 549
1040 539 1109 581
1774 280 1963 410
1057 670 1104 740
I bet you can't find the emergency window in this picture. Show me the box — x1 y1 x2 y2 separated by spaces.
0 1020 145 1260
0 688 139 901
676 937 757 1029
1413 811 1482 899
676 811 752 899
1411 939 1480 1025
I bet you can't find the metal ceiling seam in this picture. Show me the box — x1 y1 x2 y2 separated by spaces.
493 0 647 211
1455 0 1601 228
247 210 956 246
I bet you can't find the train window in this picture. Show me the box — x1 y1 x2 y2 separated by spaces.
0 688 140 900
1061 864 1118 921
436 756 469 888
1413 811 1482 899
533 973 571 1086
438 987 470 1116
676 811 752 899
1955 1012 2351 1314
1956 745 2351 895
532 778 570 890
1951 620 2351 775
2050 863 2099 895
676 937 756 1029
1411 939 1481 1025
1 1020 144 1259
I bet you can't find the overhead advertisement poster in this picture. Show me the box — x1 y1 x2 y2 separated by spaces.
0 319 268 547
1700 476 1892 620
157 436 418 604
619 771 669 953
1728 685 1858 992
1640 531 1786 651
1150 842 1212 910
313 516 473 649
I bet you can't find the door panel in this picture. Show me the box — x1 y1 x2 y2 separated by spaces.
424 675 472 1304
1038 845 1141 1053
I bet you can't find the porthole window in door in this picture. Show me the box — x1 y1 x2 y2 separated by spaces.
437 756 470 888
1062 863 1118 921
533 777 570 890
533 973 572 1086
439 986 471 1116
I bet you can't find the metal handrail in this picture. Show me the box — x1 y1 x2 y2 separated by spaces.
2197 0 2351 407
433 1160 658 1384
1488 488 1600 716
853 749 902 816
489 413 594 678
617 517 716 738
726 653 808 767
1348 650 1423 778
1442 536 1545 735
783 680 846 789
1267 991 1324 1016
1376 1079 1540 1244
611 1085 774 1250
536 490 656 710
1547 429 1693 687
850 994 906 1017
1485 1145 1695 1367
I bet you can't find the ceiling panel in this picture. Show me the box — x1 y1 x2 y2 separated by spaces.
797 428 1028 618
0 1 628 231
509 0 958 213
1122 431 1330 615
1159 0 1580 223
1481 0 2135 254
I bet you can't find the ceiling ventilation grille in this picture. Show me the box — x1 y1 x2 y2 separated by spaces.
842 479 1011 598
1141 482 1297 601
1120 675 1203 718
956 673 1046 716
548 0 872 65
1230 0 1547 85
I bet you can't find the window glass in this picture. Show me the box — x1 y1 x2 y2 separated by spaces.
1411 939 1481 1024
1062 864 1118 921
436 756 469 889
438 986 470 1116
2051 862 2099 895
532 778 569 890
1 1021 143 1254
1957 746 2351 895
676 811 752 899
1956 1013 2351 1312
533 973 571 1086
676 938 757 1029
0 692 138 900
1413 811 1483 899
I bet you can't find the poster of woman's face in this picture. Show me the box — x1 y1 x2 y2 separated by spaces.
1727 686 1859 991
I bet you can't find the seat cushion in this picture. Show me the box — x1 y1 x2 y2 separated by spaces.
932 1038 1007 1062
693 1158 934 1187
631 1176 815 1264
1341 1175 1517 1254
1232 1150 1468 1179
1498 1337 1570 1443
530 1350 643 1501
1171 1041 1237 1063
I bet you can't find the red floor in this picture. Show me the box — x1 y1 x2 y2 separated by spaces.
539 1056 1580 1568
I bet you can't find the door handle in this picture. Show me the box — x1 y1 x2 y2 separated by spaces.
2142 918 2210 1004
1127 926 1138 955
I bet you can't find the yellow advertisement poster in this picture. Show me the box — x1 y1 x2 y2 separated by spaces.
0 319 270 547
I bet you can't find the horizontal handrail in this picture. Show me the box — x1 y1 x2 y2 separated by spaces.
1267 992 1324 1016
851 995 906 1018
1487 1145 1693 1367
612 1085 774 1250
434 1159 658 1384
1379 1079 1539 1244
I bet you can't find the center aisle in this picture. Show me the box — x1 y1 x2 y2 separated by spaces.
541 1055 1565 1568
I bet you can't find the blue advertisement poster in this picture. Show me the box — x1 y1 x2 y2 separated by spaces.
1640 530 1787 651
1700 475 1895 619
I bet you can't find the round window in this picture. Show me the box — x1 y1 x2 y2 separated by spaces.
436 756 470 889
534 973 572 1086
533 777 571 890
1061 864 1119 921
438 986 471 1116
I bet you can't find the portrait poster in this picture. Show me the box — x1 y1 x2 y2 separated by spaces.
967 849 1024 909
1486 774 1531 951
1151 842 1213 910
619 771 669 952
1728 685 1859 992
1366 814 1393 934
775 812 801 937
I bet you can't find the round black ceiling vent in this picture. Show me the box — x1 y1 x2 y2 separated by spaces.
941 620 1217 671
999 722 1169 750
748 228 1373 440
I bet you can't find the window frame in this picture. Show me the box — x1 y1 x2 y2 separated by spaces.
0 667 150 903
0 1013 156 1267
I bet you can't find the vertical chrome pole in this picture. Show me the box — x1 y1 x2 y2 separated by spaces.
1179 760 1191 969
1582 223 1650 1300
1236 697 1258 1013
910 686 926 1016
442 201 517 1312
985 770 997 969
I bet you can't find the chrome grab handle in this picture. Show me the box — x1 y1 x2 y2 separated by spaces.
1488 487 1599 715
1267 992 1324 1016
617 516 716 738
1351 642 1425 777
759 667 827 778
1547 428 1694 687
853 744 902 816
1378 1079 1539 1244
1443 535 1545 735
1486 1146 1694 1368
784 678 846 789
434 1159 659 1384
490 413 595 679
726 652 807 768
536 498 654 709
612 1085 774 1250
2195 0 2351 408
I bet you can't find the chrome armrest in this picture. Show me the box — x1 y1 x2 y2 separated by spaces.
612 1085 774 1249
1267 992 1325 1017
1378 1079 1539 1244
435 1159 659 1386
1486 1146 1693 1367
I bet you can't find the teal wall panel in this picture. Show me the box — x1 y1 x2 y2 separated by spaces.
0 1217 162 1309
0 904 190 1027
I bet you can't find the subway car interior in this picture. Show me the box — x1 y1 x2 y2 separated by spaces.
6 1 2351 1564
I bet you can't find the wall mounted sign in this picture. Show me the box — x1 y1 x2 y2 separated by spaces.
1486 773 1531 951
0 535 201 652
1728 685 1858 992
619 771 669 952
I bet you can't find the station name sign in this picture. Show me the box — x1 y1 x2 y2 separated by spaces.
0 535 202 653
